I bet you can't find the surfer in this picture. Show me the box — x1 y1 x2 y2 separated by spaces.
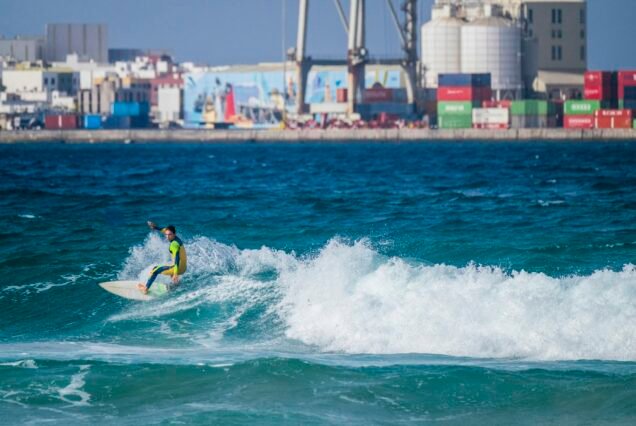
138 221 187 294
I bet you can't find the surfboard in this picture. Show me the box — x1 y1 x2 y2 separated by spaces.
99 280 169 301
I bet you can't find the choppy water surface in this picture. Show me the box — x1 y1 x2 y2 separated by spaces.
1 142 636 424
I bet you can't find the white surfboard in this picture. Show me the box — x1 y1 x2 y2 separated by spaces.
99 280 169 301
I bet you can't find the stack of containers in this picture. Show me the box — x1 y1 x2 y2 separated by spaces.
44 115 77 130
509 100 555 128
563 100 603 129
110 101 150 128
618 71 636 112
584 71 617 108
437 73 491 129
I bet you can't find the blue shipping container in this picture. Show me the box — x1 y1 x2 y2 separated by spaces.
104 116 132 129
624 86 636 100
623 99 636 110
438 73 491 88
83 114 102 129
111 102 150 116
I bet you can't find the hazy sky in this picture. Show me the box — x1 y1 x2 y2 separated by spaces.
1 0 634 69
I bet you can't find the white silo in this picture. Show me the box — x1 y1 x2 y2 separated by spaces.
421 16 463 88
460 15 522 98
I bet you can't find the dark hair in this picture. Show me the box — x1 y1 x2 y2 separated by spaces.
165 225 176 234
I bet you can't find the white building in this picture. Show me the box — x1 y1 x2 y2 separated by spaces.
157 86 182 124
1 68 79 96
45 24 108 63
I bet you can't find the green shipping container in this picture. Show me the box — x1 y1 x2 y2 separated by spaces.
633 119 636 129
438 101 474 115
619 100 624 110
438 114 472 129
510 100 549 116
564 100 602 115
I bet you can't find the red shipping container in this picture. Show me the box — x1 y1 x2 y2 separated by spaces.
564 115 594 129
595 109 632 119
594 116 632 129
584 86 612 100
336 88 348 103
44 115 77 130
438 86 491 101
363 88 393 103
482 100 512 108
585 71 613 86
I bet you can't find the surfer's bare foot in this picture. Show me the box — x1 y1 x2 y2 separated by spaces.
137 283 148 294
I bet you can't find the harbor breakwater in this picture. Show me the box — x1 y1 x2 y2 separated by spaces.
1 128 635 143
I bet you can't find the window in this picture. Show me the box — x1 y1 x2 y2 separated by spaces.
528 8 533 23
528 29 533 37
580 8 586 24
44 78 48 85
552 8 562 24
552 46 563 61
558 9 562 24
51 78 56 85
580 46 586 61
558 46 562 61
580 29 585 39
551 30 563 39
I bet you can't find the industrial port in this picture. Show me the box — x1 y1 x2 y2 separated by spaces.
1 0 635 139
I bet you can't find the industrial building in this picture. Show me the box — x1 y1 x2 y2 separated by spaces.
422 0 586 99
45 23 108 63
0 36 45 62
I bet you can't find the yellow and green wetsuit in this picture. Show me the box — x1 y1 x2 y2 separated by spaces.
145 230 187 289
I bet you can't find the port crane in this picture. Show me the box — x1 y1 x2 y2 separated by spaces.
290 0 418 117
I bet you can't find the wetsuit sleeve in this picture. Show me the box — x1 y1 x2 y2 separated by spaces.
170 241 181 276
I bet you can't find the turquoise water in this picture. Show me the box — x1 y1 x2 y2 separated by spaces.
1 142 636 424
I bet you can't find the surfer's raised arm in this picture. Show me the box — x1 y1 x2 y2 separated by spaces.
147 221 162 231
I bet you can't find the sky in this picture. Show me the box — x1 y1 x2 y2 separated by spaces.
0 0 635 69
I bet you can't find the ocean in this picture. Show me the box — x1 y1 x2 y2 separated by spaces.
1 141 635 424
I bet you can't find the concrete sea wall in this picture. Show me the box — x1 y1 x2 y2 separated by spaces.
0 128 635 143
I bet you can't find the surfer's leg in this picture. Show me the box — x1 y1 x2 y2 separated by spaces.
145 265 172 289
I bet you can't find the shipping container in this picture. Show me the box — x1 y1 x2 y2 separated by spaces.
510 100 549 116
623 99 636 110
473 123 508 129
594 116 632 129
111 101 150 116
44 115 77 130
624 86 636 100
585 71 614 86
103 116 132 129
83 114 102 130
362 88 392 103
564 115 594 129
437 101 475 115
510 115 553 129
438 114 472 129
472 108 509 126
438 73 491 88
564 100 603 115
482 100 512 108
336 88 348 103
618 71 636 99
633 119 636 129
438 86 492 102
594 109 632 119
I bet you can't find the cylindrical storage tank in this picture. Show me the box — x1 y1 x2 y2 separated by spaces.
460 17 522 96
421 18 463 88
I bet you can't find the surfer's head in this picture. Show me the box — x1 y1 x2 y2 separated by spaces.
163 225 177 241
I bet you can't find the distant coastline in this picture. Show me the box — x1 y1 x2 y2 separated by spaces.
1 128 635 143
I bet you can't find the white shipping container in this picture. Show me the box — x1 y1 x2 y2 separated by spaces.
472 108 510 124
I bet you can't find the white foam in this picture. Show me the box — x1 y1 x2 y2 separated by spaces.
0 359 38 369
277 240 636 361
115 236 636 361
56 365 91 406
